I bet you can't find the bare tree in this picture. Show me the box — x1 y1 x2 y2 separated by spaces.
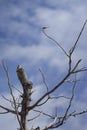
0 20 87 130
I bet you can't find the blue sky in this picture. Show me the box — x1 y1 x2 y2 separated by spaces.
0 0 87 130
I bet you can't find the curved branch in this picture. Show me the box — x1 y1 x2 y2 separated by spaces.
42 27 68 57
0 105 19 115
36 97 49 106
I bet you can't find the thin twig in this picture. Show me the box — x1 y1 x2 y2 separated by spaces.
68 20 87 73
61 73 77 124
71 59 82 72
68 54 72 73
42 27 68 57
72 110 87 117
36 97 49 106
33 109 55 119
39 68 49 93
2 61 22 128
28 113 41 122
11 85 22 94
72 67 87 73
50 95 71 100
1 95 13 103
69 20 87 54
0 105 19 114
0 111 9 114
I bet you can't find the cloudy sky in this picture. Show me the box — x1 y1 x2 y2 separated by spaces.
0 0 87 130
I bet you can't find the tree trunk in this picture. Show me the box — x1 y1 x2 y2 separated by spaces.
16 65 33 130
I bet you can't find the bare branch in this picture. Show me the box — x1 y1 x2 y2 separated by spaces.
28 113 41 122
12 85 22 95
33 109 54 119
50 95 71 100
59 110 87 121
69 20 87 54
39 68 49 93
61 76 76 124
67 20 87 73
0 105 19 115
41 74 77 129
1 95 13 103
30 58 83 110
72 67 87 73
2 61 21 127
28 72 71 110
36 97 49 106
42 27 68 57
71 59 82 72
65 78 81 83
68 54 72 73
0 19 87 130
37 94 71 106
71 110 87 117
0 111 9 114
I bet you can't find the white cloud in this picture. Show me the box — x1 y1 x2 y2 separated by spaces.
0 1 87 130
35 5 87 43
0 44 51 60
0 43 68 72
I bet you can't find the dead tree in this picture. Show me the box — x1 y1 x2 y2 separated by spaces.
16 65 33 130
0 20 87 130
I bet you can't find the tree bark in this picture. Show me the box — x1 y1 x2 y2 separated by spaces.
16 65 33 130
